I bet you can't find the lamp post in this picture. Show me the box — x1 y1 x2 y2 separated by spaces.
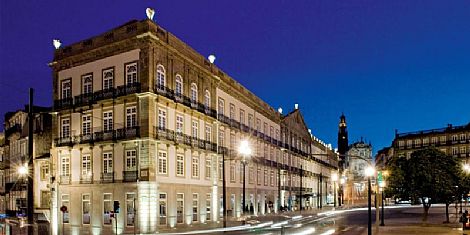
221 148 227 227
239 140 252 215
365 166 375 235
379 181 385 226
340 177 345 207
332 173 338 208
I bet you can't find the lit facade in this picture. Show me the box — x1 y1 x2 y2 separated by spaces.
392 123 470 160
49 18 338 235
344 140 373 204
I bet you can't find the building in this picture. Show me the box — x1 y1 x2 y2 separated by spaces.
374 147 393 171
48 16 338 235
337 113 348 205
392 123 470 160
1 106 52 233
343 139 373 204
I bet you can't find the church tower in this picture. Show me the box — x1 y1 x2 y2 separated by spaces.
338 113 348 170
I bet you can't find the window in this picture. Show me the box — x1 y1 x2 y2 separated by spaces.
229 104 235 119
230 163 235 182
270 170 274 186
177 193 184 224
460 146 466 154
41 191 51 208
230 134 236 151
126 62 138 85
156 65 165 90
190 83 198 104
82 194 91 224
61 118 70 138
249 166 254 184
81 154 92 177
423 138 429 145
158 151 167 174
158 109 166 130
205 157 211 179
126 106 137 128
257 166 261 185
414 139 421 146
397 141 404 147
175 75 183 98
256 119 261 132
125 150 137 171
440 136 446 143
192 156 199 178
126 193 136 226
103 68 114 90
205 125 212 142
240 109 245 125
159 193 167 225
103 193 112 225
264 169 268 186
103 111 113 132
239 164 243 183
103 153 113 173
192 194 198 222
219 130 225 147
431 137 437 144
176 155 184 176
248 114 253 129
461 134 466 142
82 74 93 94
192 121 198 138
61 79 71 99
219 159 223 181
176 115 184 134
204 90 211 109
61 155 70 176
452 135 458 142
406 140 412 147
40 163 49 181
218 98 225 116
206 193 211 221
82 115 92 136
263 123 268 134
62 194 70 223
452 147 459 155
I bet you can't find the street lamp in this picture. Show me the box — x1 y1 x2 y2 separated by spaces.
332 173 338 208
238 140 252 215
365 166 375 235
18 164 29 176
379 181 386 226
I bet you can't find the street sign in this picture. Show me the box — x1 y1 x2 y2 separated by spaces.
377 171 383 185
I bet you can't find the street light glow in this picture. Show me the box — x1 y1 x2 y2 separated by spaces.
464 163 470 172
332 173 338 182
365 166 375 177
238 140 252 156
18 164 28 176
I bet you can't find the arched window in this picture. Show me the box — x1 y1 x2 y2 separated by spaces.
175 75 183 98
204 90 211 109
156 65 165 91
190 83 198 105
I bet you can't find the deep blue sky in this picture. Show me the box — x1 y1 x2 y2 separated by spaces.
1 0 470 154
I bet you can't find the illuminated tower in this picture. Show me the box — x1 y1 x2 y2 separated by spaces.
337 113 348 170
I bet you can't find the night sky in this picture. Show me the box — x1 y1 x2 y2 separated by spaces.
1 0 470 155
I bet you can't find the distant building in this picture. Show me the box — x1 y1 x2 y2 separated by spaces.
375 147 393 171
337 113 348 171
392 123 470 160
1 105 52 233
344 139 373 204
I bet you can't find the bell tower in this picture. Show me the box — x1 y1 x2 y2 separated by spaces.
338 113 348 170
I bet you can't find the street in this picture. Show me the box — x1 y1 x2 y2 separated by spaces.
164 205 463 235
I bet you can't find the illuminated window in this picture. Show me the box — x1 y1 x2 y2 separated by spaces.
126 106 137 128
61 194 70 223
82 74 93 94
126 193 136 226
192 194 198 222
156 65 165 90
190 83 198 104
176 155 184 176
82 194 91 224
192 156 199 178
61 118 70 138
177 193 184 224
103 68 114 90
175 75 183 99
61 79 71 99
158 109 167 130
126 62 138 85
103 193 112 225
158 151 167 174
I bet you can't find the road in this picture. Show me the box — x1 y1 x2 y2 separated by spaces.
168 205 460 235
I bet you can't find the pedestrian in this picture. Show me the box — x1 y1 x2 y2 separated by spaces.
460 210 468 230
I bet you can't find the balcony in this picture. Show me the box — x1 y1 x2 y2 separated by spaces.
116 126 140 140
60 175 71 184
154 126 218 153
80 174 93 184
54 98 73 110
79 133 94 144
94 130 115 142
101 172 114 183
123 170 138 182
74 93 94 107
55 136 74 147
116 82 141 97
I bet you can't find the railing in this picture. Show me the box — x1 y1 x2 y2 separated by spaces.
123 171 138 182
54 97 73 110
116 126 140 139
154 126 218 153
79 134 93 144
55 136 74 146
80 174 93 184
54 83 142 111
101 172 114 183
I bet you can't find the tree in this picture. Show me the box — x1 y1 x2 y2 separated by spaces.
386 148 461 222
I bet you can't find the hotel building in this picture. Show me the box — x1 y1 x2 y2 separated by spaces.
49 17 338 235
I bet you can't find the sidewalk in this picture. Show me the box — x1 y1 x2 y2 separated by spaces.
365 206 463 235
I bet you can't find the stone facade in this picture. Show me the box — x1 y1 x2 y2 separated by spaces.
49 18 338 235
